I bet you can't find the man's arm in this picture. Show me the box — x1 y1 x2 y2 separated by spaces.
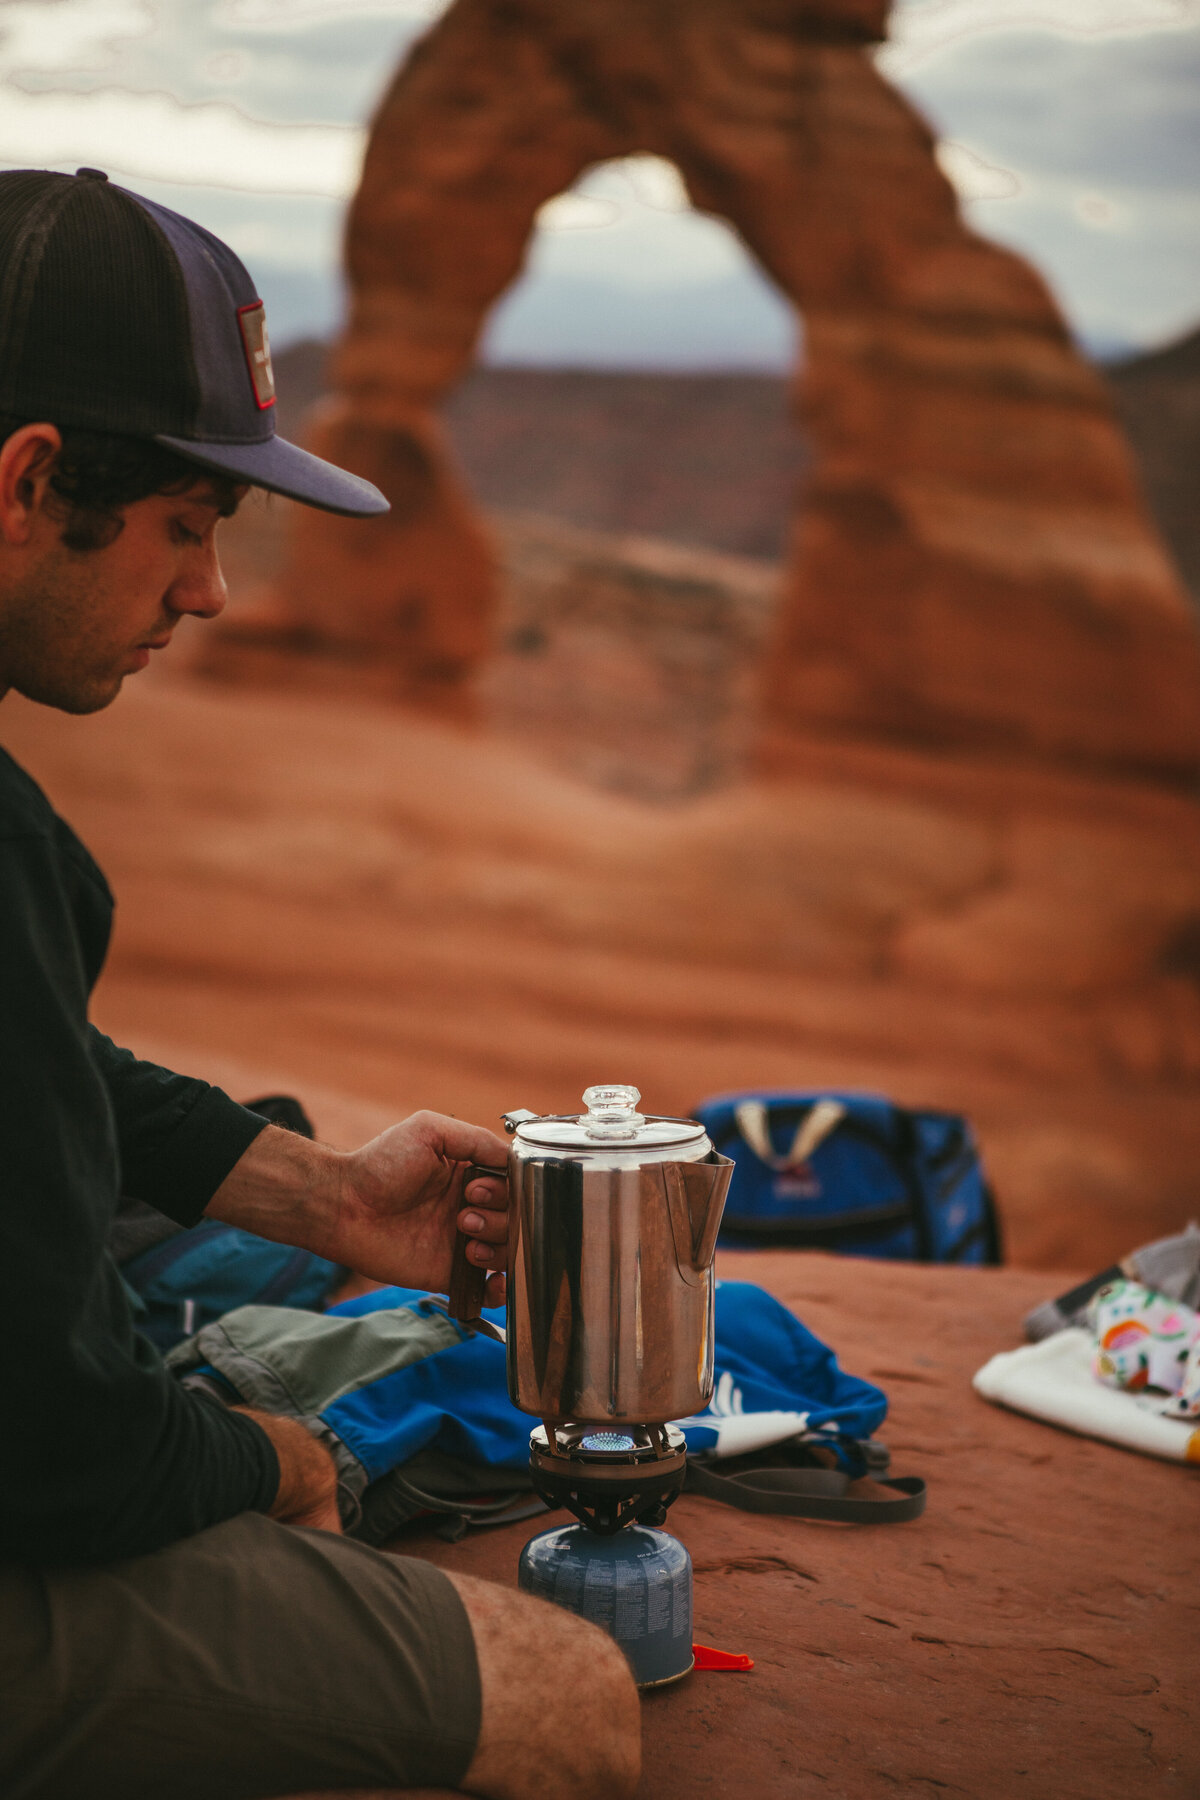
233 1407 342 1532
89 1025 512 1301
204 1117 511 1533
92 1036 510 1536
207 1112 511 1304
88 1027 270 1225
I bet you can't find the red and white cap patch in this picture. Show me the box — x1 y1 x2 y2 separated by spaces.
236 299 276 410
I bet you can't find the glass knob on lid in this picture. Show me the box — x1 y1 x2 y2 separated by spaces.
580 1085 645 1139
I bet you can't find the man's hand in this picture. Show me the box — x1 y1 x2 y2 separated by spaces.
208 1110 510 1305
236 1408 342 1533
332 1112 510 1304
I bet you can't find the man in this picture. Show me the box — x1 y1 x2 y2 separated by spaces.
0 168 640 1800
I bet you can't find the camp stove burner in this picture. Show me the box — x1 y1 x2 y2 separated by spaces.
529 1422 687 1536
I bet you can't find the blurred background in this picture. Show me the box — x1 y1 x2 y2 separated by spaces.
2 0 1199 1271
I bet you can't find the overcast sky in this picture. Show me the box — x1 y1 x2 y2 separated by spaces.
1 0 1197 365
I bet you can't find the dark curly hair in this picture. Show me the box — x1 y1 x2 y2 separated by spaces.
0 415 242 552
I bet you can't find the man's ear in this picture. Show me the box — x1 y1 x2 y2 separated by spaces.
0 423 63 547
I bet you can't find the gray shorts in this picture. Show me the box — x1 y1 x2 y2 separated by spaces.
0 1512 482 1800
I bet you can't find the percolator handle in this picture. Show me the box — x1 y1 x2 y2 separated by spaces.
448 1161 507 1325
448 1232 488 1324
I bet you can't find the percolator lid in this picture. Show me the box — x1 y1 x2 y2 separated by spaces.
510 1085 706 1154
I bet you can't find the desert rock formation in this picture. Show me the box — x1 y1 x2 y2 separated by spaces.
107 0 1200 1271
269 344 1199 604
260 0 1200 779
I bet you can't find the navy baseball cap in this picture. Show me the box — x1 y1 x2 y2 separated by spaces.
0 167 387 517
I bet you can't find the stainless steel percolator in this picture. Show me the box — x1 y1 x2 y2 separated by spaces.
449 1085 733 1425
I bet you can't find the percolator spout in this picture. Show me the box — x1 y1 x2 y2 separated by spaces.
661 1154 734 1286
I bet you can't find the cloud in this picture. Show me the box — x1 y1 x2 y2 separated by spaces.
959 178 1198 349
482 267 797 371
888 18 1200 349
0 0 429 135
0 0 155 77
219 209 342 269
0 84 363 195
537 193 622 233
538 159 701 230
216 0 440 25
882 0 1200 74
936 141 1024 200
1072 192 1125 229
900 24 1200 186
623 156 691 213
526 168 753 291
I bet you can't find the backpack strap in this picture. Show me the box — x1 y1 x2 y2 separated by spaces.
685 1457 926 1523
384 1469 547 1529
354 1461 547 1546
733 1097 847 1171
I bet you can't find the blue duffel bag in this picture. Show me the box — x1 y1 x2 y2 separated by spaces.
695 1090 1002 1264
121 1217 342 1352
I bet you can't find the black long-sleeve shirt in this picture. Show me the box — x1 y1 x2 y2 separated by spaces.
1 742 280 1564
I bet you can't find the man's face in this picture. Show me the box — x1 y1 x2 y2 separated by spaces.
0 478 243 714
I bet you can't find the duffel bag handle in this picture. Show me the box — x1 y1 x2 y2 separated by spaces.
685 1457 926 1523
733 1097 847 1171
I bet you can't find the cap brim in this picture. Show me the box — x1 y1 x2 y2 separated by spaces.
153 430 389 518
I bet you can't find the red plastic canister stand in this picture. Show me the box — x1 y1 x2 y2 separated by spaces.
692 1643 754 1671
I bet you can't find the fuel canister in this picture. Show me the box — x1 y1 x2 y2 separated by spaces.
517 1519 694 1688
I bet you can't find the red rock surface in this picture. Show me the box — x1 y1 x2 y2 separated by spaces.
290 1252 1197 1799
247 0 1200 781
478 514 778 797
209 502 779 799
5 668 1199 1272
1110 326 1200 607
236 408 496 713
6 623 1196 1783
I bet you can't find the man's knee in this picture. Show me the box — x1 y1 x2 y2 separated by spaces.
446 1570 641 1800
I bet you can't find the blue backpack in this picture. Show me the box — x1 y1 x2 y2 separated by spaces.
169 1279 925 1535
116 1094 342 1352
120 1217 341 1352
696 1089 1001 1264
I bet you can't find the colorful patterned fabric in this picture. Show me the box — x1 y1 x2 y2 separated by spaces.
1090 1279 1200 1420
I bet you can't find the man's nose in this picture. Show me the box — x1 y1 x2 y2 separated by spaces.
169 539 227 621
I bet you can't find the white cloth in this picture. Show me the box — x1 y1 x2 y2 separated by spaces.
973 1329 1200 1464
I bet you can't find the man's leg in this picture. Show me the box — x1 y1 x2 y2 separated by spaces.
1 1514 639 1800
445 1570 640 1800
291 1571 642 1800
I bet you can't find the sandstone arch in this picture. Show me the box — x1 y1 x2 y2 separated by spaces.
275 0 1200 779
